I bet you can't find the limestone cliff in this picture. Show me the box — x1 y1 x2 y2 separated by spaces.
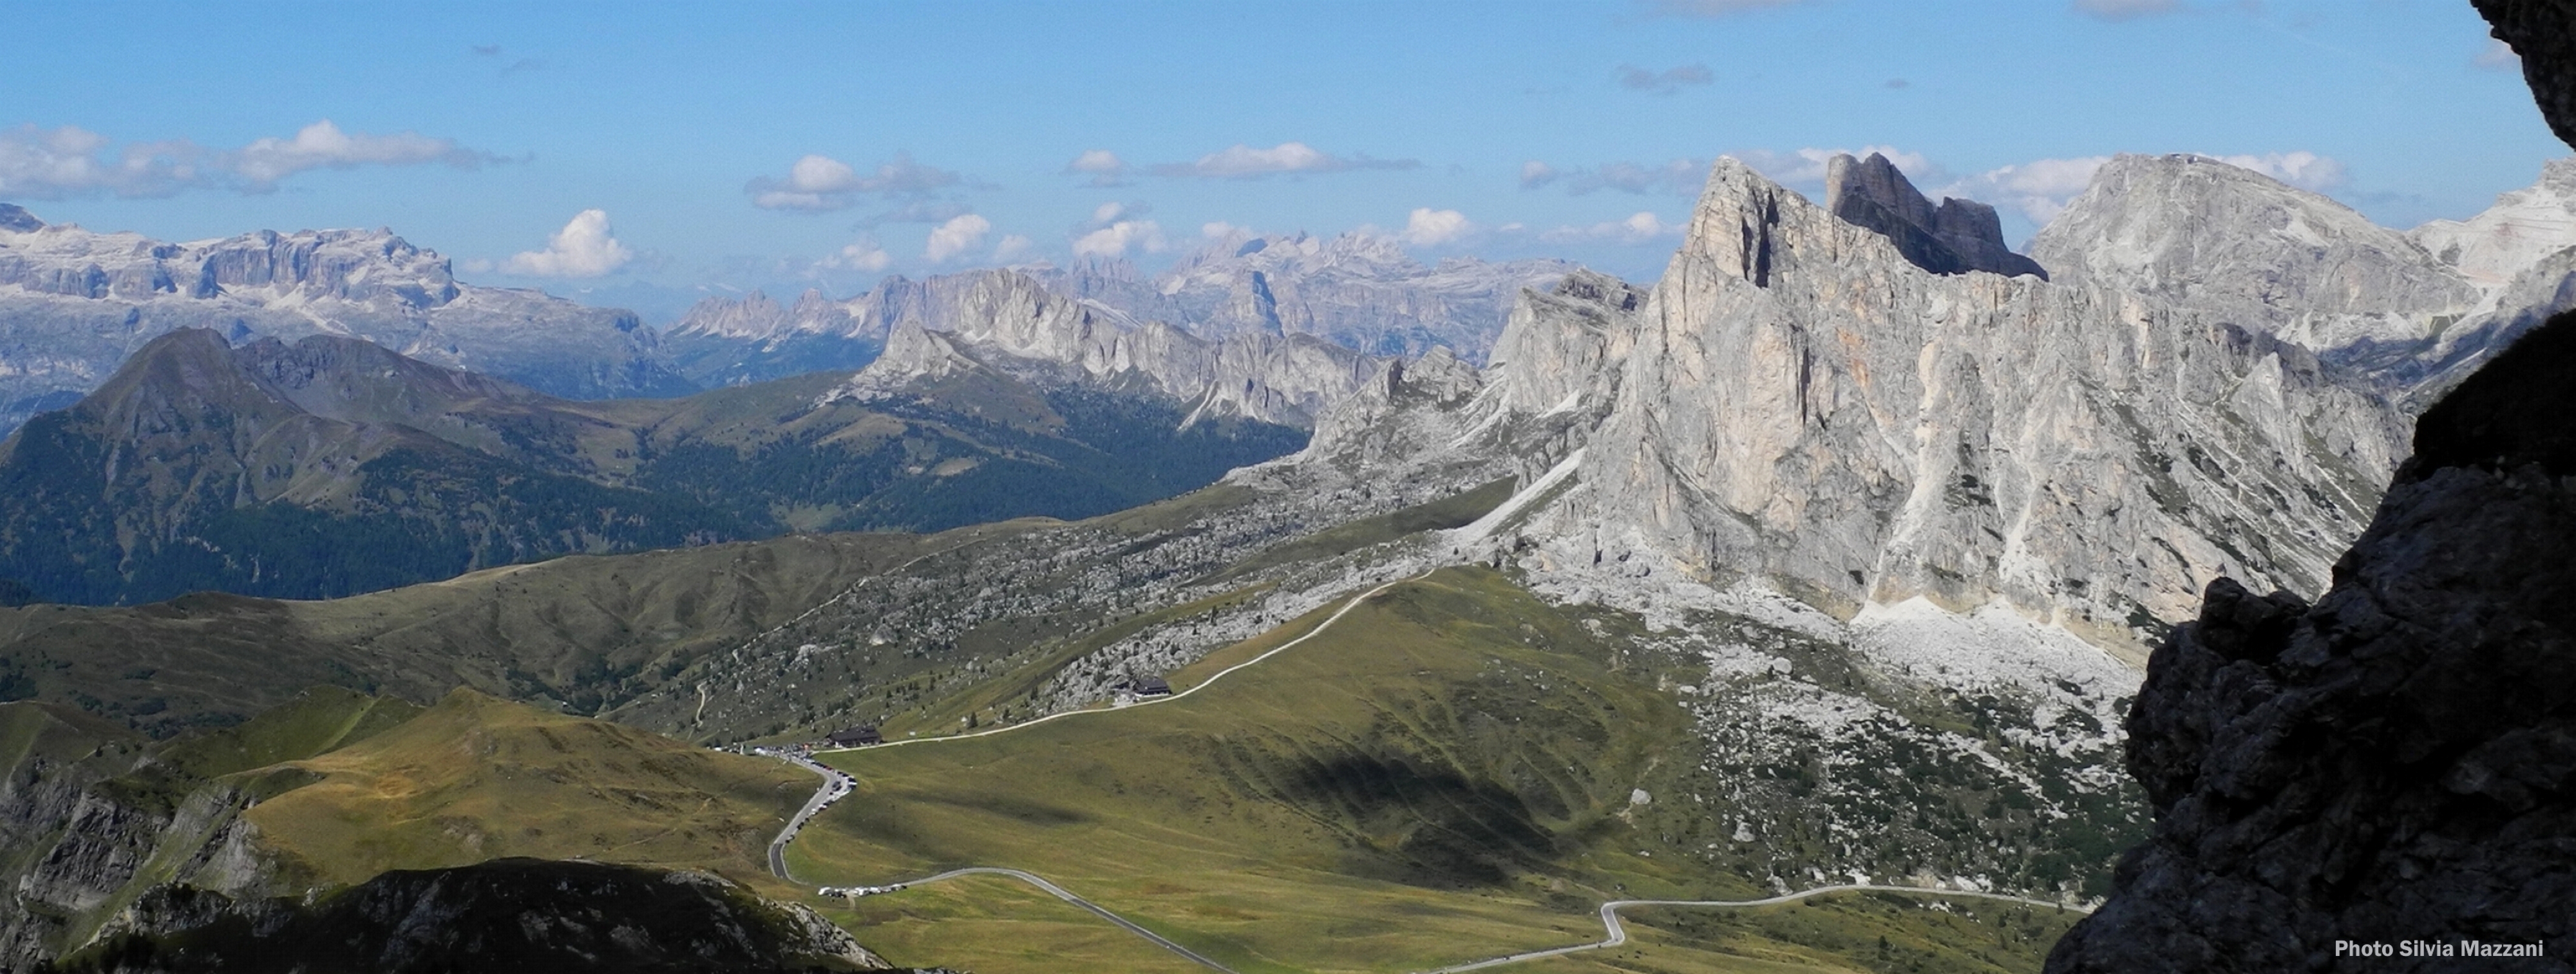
1571 158 2406 640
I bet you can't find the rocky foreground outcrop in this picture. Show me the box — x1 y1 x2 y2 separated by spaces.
50 858 895 973
2045 5 2576 968
2042 310 2576 973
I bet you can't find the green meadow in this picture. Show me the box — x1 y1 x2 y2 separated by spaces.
798 567 2081 973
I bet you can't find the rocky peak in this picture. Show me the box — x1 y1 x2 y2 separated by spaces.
2407 155 2576 286
1824 152 2047 279
1530 155 2403 643
824 267 1376 428
0 203 42 234
670 290 784 339
2030 154 2481 355
1483 268 1643 417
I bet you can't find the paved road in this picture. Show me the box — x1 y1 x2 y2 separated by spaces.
759 572 2085 974
766 754 851 880
1416 884 2094 973
759 575 1430 966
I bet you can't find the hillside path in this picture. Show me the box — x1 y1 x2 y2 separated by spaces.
1416 885 2094 973
905 867 1238 973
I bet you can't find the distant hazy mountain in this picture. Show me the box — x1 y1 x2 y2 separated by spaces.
828 267 1379 428
0 329 743 604
0 325 1309 604
1087 230 1576 360
664 236 1567 390
0 205 694 435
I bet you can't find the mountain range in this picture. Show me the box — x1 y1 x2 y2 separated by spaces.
0 310 1321 604
5 120 2576 971
661 232 1569 389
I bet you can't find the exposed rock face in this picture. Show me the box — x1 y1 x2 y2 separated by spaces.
2031 155 2486 360
0 214 690 433
1824 152 2047 279
2043 309 2576 973
2409 158 2576 286
824 268 1378 428
1558 158 2405 639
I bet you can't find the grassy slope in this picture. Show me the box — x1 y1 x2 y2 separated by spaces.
244 688 813 888
0 527 967 736
790 568 2072 973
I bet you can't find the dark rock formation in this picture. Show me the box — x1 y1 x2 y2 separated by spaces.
47 858 896 973
2476 0 2576 150
2049 14 2576 970
2043 317 2576 972
1823 152 2047 279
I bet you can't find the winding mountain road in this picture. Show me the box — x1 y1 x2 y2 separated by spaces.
763 569 2088 973
763 572 1429 968
766 755 849 879
1416 885 2093 973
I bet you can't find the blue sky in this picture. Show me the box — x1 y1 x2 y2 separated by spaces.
3 0 2562 320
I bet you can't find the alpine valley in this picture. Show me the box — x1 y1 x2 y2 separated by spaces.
5 121 2576 973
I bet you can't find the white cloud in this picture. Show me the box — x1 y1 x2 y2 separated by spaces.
1202 221 1244 239
1522 158 1709 195
1537 211 1683 244
1646 0 1808 15
1151 142 1418 178
2072 0 2183 20
229 120 490 189
824 239 891 272
1736 145 1938 188
1073 220 1166 258
1940 156 2113 223
2477 37 2521 70
1067 149 1128 187
992 234 1032 261
1092 201 1126 224
1617 63 1714 95
0 120 495 200
499 209 632 277
748 151 961 211
1401 208 1472 247
2206 151 2347 192
924 214 992 262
